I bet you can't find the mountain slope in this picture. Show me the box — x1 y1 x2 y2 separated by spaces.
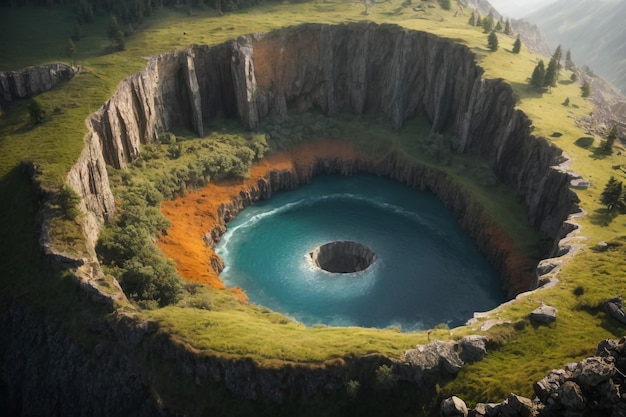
527 0 626 93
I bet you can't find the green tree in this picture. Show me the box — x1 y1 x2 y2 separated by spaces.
552 44 563 79
512 36 521 54
495 19 502 31
28 99 46 124
544 58 558 89
603 125 619 153
530 60 545 89
66 38 76 66
375 365 396 390
108 16 126 51
487 31 499 52
482 13 494 33
504 19 512 35
565 49 574 70
601 176 624 211
439 0 451 10
581 80 591 97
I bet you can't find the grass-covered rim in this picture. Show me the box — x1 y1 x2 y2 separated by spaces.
1 0 625 407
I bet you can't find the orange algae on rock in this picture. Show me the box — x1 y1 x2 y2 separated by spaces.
156 139 361 300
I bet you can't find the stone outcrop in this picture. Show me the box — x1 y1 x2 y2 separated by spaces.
399 336 488 385
309 241 377 273
0 63 77 106
462 337 626 416
530 304 558 324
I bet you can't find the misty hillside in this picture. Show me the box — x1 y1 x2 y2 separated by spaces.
527 0 626 93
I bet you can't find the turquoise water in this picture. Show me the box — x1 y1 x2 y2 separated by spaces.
216 174 504 331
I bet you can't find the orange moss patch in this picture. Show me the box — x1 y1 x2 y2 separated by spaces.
157 139 361 299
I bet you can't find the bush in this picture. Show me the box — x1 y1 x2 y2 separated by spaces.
375 364 396 390
58 184 81 220
346 380 360 400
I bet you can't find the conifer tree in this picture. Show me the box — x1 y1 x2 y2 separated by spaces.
495 20 502 31
29 99 46 124
581 80 591 97
482 12 494 33
439 0 451 11
603 125 619 153
565 49 574 70
67 38 76 67
512 36 521 54
488 31 499 52
544 58 558 89
552 45 563 79
530 60 546 89
108 16 126 51
504 19 512 35
601 176 624 211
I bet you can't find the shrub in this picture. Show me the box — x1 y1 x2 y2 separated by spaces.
375 364 396 390
346 380 360 399
58 184 81 220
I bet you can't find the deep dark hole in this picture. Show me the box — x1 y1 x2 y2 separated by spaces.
309 241 377 274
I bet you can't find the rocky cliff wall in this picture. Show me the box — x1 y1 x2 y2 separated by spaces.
77 22 580 245
0 63 77 107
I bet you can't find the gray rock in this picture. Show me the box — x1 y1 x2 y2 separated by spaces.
530 305 558 323
573 357 616 388
0 63 77 104
441 396 468 417
558 381 585 410
500 393 534 417
459 335 488 363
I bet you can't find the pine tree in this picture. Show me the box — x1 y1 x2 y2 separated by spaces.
544 58 558 89
482 13 494 33
512 36 521 54
530 60 546 89
29 99 46 124
504 19 512 35
66 38 76 67
495 20 502 31
581 80 591 97
108 16 126 51
565 49 574 70
603 125 619 153
488 31 499 52
601 176 624 211
468 10 477 26
552 45 563 79
439 0 451 11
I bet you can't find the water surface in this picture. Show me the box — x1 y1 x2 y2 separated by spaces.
217 174 504 331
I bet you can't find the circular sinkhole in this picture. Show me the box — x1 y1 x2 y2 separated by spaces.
216 174 505 331
309 241 377 273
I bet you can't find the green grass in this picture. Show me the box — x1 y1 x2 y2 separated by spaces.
1 0 625 410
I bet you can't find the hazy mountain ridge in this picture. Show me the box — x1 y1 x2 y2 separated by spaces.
527 0 626 94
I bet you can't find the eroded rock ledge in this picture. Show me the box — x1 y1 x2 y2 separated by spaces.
0 63 77 106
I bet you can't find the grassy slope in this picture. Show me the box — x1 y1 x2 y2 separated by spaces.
1 0 625 406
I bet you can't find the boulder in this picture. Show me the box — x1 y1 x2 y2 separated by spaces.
441 396 468 417
459 335 488 363
558 381 585 411
530 305 557 324
573 357 615 388
499 393 534 417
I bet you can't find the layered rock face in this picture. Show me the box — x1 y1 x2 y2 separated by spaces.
309 241 377 273
79 22 579 244
0 63 77 106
